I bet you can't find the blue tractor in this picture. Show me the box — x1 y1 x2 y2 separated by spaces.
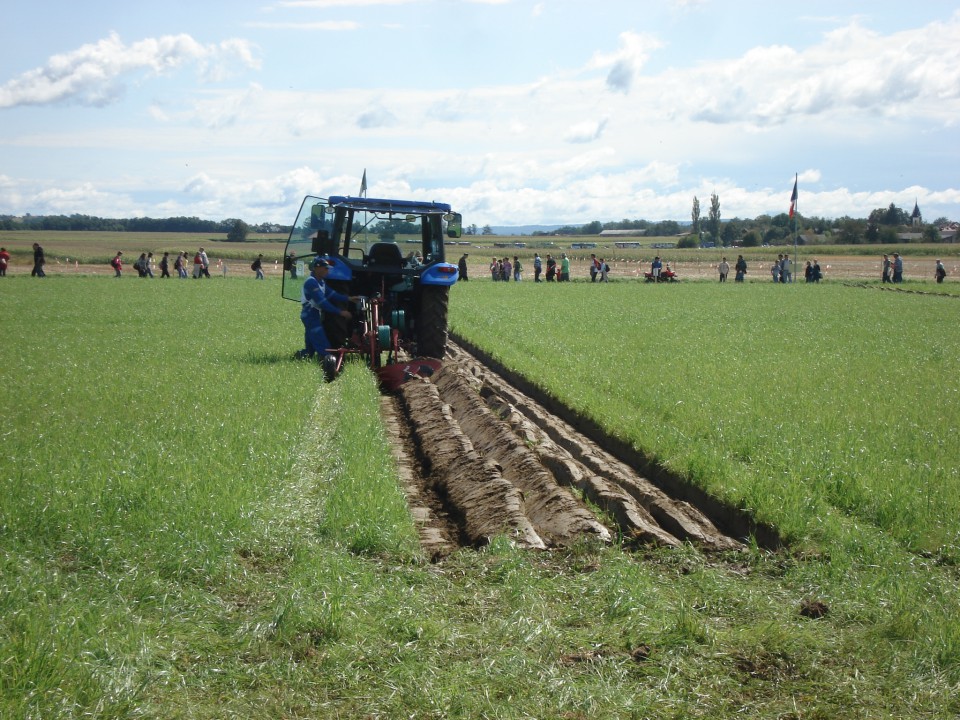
282 195 462 386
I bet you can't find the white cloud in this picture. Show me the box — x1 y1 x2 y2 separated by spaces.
563 118 608 143
588 31 663 94
677 15 960 126
0 33 260 109
356 103 399 128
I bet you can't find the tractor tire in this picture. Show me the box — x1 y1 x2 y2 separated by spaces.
417 285 450 359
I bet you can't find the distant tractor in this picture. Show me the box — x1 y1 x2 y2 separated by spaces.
282 195 462 387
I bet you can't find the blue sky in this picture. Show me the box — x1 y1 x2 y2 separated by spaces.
1 0 959 226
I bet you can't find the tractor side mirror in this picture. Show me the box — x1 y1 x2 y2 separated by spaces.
445 213 462 239
310 203 327 228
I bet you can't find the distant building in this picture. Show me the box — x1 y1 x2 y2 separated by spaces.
912 200 922 227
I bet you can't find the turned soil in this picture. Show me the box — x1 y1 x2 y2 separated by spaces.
382 341 777 560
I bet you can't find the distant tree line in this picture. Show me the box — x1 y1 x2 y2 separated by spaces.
0 213 289 239
531 200 955 247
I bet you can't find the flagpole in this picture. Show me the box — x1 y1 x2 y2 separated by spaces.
359 168 368 247
791 173 798 281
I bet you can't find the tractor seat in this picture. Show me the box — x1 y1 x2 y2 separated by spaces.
367 242 404 268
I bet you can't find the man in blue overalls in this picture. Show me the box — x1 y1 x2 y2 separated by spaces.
298 257 359 361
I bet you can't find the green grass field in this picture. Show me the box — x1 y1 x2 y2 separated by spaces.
2 273 959 718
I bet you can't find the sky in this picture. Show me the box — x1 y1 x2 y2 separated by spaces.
1 0 959 227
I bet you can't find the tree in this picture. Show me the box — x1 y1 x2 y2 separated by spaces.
691 196 701 237
869 203 906 227
741 230 761 247
837 218 865 245
226 219 249 242
922 225 940 243
676 234 698 249
481 225 494 235
707 192 721 245
764 227 788 245
721 220 741 247
878 226 899 244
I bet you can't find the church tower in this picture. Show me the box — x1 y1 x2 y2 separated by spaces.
912 199 922 227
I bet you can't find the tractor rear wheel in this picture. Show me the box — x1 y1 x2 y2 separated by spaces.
417 285 450 359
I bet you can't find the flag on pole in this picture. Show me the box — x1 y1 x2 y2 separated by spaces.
359 169 367 198
788 175 798 218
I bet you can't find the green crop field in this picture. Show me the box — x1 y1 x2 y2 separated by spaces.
2 273 959 718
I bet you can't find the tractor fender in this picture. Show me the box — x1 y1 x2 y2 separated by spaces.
326 257 353 282
419 262 459 286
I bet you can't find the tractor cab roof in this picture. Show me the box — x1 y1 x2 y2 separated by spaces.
327 196 452 216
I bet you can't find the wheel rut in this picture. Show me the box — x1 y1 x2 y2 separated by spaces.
381 340 778 560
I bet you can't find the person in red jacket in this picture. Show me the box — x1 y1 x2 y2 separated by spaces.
0 247 10 277
110 251 123 277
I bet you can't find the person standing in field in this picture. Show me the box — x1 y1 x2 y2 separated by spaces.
513 255 522 281
882 254 892 283
252 254 265 280
199 247 211 278
781 254 792 283
651 256 662 281
134 252 147 277
110 251 123 277
192 251 203 278
935 259 947 283
598 258 609 283
559 253 570 282
31 243 46 277
144 252 155 278
502 257 512 282
735 255 747 282
159 252 171 278
174 251 185 278
0 247 10 277
718 257 729 282
533 253 542 282
771 256 781 282
813 259 823 282
546 254 556 281
892 253 903 283
590 254 599 283
457 253 469 281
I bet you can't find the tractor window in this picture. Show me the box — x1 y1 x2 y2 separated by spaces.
282 197 327 301
423 215 445 262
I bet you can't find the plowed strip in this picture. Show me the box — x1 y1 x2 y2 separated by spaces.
382 341 756 558
449 342 742 552
399 377 547 550
434 365 611 546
